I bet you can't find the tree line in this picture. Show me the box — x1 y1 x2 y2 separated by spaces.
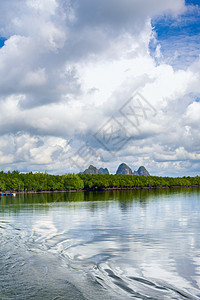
0 171 200 192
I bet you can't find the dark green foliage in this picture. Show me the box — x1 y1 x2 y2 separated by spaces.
62 174 84 190
0 171 199 192
0 171 84 192
79 174 200 190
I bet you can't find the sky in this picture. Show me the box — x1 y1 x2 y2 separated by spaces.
0 0 200 177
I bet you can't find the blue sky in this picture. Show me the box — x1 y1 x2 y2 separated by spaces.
0 37 6 48
0 0 200 176
151 1 200 68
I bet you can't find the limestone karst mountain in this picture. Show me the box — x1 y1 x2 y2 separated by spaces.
116 163 133 175
82 164 150 176
137 166 150 176
83 165 109 175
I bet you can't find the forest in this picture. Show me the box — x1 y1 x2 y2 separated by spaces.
0 171 200 192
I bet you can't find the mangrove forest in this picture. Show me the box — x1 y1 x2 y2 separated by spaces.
0 171 200 192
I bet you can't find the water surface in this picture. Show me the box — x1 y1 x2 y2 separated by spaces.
0 188 200 299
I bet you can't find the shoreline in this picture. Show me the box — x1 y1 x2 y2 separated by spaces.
1 184 200 195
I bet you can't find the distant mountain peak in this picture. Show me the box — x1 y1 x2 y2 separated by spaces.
137 166 150 176
98 167 109 175
82 163 150 176
115 163 150 176
116 163 132 175
83 165 109 175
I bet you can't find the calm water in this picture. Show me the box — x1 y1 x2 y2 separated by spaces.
0 188 200 299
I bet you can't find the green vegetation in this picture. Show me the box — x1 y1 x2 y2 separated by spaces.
79 174 200 190
0 171 84 192
0 171 200 192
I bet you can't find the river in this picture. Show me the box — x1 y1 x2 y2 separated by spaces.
0 188 200 299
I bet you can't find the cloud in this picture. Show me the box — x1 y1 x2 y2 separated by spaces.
0 132 72 173
0 0 200 176
0 0 185 108
68 0 185 28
